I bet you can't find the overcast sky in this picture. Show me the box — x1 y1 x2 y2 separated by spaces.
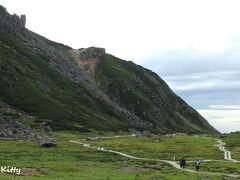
1 0 239 133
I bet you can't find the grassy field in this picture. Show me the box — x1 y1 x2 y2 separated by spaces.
0 132 239 180
88 134 223 161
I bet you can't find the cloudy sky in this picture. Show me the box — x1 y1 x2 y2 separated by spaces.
1 0 239 133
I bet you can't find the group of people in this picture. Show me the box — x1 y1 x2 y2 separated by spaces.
179 158 200 171
179 158 187 169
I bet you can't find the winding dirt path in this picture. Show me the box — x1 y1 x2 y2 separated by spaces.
70 135 240 178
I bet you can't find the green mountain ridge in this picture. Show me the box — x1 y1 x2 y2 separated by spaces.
0 5 219 134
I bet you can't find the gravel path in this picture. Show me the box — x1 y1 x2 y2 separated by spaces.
70 135 240 178
215 138 240 162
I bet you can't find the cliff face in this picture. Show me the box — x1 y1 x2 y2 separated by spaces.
0 5 219 134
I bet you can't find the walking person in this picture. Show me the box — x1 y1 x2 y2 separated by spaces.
179 158 183 168
195 159 200 171
182 158 186 169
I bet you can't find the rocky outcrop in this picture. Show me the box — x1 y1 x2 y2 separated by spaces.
0 118 36 140
0 100 53 141
0 5 26 33
24 33 87 83
72 47 105 76
0 102 35 140
20 14 26 27
78 47 105 61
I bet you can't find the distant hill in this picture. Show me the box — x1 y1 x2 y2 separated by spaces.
0 5 219 134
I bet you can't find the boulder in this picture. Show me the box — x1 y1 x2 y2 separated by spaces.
38 137 57 147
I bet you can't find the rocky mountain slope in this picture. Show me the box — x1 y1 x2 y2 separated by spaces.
0 5 219 135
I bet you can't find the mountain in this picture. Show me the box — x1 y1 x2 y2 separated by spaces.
0 5 219 134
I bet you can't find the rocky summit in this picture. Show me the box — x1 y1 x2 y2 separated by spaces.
0 5 219 136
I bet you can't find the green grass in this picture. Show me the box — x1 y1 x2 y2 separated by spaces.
0 133 237 180
89 135 223 161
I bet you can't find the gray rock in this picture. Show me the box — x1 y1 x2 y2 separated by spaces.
44 126 52 132
20 15 26 27
0 131 7 137
38 137 57 147
6 129 13 137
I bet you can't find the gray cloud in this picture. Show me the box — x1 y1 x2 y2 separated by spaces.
163 71 240 91
139 51 240 76
157 70 240 109
137 39 240 77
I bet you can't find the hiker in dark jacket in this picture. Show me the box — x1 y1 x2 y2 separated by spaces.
182 158 186 169
179 158 183 168
195 159 200 171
